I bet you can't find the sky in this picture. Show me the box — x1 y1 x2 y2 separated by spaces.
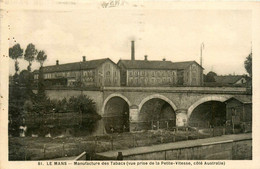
7 1 252 76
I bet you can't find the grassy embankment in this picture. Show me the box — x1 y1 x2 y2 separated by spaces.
9 127 231 160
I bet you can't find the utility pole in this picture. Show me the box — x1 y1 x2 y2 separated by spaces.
200 42 204 67
200 42 205 86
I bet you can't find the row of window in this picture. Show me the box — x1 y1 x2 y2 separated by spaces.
128 70 176 77
82 77 94 82
41 70 96 79
35 67 199 86
83 71 95 77
128 77 175 85
105 71 118 77
104 78 118 84
38 69 194 80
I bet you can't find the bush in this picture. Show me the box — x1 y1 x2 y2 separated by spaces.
26 95 101 136
68 95 101 133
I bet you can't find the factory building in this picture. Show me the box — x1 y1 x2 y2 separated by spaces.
33 41 203 87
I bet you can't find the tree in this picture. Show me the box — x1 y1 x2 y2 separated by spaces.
23 100 34 114
9 78 29 136
68 95 101 132
205 71 217 82
37 67 46 100
19 70 35 99
36 50 47 100
9 44 23 74
244 52 252 77
68 95 97 115
24 43 37 71
36 50 47 67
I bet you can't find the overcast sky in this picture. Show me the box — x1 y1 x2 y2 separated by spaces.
8 1 252 75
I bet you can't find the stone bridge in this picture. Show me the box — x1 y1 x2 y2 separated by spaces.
43 86 251 134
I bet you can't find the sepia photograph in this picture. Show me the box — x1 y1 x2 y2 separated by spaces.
1 0 259 168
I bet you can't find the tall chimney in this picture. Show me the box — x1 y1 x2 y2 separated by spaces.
144 55 148 61
83 56 86 62
131 41 135 60
56 60 59 65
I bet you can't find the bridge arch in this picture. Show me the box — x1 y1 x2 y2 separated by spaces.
137 94 177 130
187 95 230 119
102 93 131 115
138 94 177 111
102 93 131 133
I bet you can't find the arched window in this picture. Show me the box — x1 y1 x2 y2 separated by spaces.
163 71 166 77
134 78 138 85
192 78 196 84
129 71 133 77
163 77 166 82
151 78 155 84
231 108 237 116
129 78 133 85
152 71 155 77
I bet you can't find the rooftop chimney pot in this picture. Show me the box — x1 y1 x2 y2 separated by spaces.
144 55 148 61
83 56 86 62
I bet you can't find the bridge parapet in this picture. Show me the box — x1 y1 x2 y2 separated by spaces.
102 87 249 94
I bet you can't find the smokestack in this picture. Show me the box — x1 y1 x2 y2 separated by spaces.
56 60 59 65
83 56 86 62
144 55 148 61
131 41 135 60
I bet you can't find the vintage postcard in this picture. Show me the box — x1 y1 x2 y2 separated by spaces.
0 0 260 169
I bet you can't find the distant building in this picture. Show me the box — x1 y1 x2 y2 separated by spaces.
117 40 203 87
225 96 252 132
118 58 203 87
204 75 252 87
172 61 204 86
214 75 249 86
33 41 204 87
33 57 121 87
